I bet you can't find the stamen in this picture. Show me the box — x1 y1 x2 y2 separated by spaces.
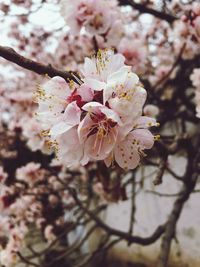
154 135 160 141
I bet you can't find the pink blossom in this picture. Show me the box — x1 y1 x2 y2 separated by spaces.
16 162 46 186
0 248 18 267
35 76 72 129
60 0 118 35
35 50 157 170
105 116 157 169
0 223 28 267
118 37 147 73
144 105 159 117
36 77 94 138
56 127 89 168
82 49 130 86
22 117 52 154
105 20 124 47
173 12 200 60
78 102 121 160
104 69 147 124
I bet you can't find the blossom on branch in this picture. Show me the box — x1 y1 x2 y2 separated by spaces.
60 0 118 35
35 49 158 170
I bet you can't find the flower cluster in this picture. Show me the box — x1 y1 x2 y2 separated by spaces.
35 50 158 170
173 2 200 59
0 162 79 267
60 0 119 35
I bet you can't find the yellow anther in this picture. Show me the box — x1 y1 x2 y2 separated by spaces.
154 135 160 141
40 129 50 137
69 80 75 90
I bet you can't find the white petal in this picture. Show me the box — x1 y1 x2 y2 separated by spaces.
107 68 128 86
82 102 103 112
50 122 73 137
82 57 97 77
114 140 140 170
83 78 106 91
131 129 154 149
133 116 157 129
63 102 81 125
100 106 122 125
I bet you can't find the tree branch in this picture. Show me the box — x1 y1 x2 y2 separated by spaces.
69 187 166 246
157 141 200 267
0 45 81 84
118 0 177 23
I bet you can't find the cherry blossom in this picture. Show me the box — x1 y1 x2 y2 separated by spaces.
35 49 157 170
60 0 118 35
104 68 147 124
82 49 130 86
16 162 46 186
173 3 200 59
78 102 121 160
118 37 147 73
144 104 159 117
104 116 157 169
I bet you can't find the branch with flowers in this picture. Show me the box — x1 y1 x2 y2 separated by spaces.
118 0 177 23
0 46 81 84
0 1 200 267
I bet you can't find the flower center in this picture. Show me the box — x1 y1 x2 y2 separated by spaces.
67 89 86 108
89 13 104 30
87 112 117 139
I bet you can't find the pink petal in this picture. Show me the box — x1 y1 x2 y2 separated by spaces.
84 132 116 160
78 114 93 143
43 76 71 99
83 78 106 91
63 101 81 126
114 140 140 170
82 102 102 112
57 128 85 167
132 86 147 111
133 116 157 129
50 122 74 137
82 57 97 77
100 106 122 124
130 129 154 149
77 85 94 102
50 102 81 137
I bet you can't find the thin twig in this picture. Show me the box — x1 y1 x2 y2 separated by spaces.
153 155 168 186
17 252 40 267
118 0 177 23
157 140 200 267
146 190 180 198
69 187 166 246
154 43 186 91
128 172 136 240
